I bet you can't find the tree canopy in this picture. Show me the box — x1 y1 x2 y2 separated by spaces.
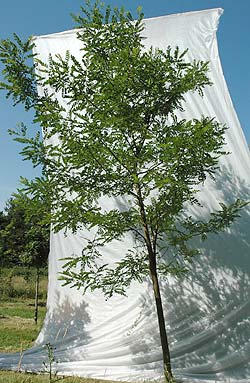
0 192 50 269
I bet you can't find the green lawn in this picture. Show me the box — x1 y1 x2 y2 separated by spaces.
0 299 46 353
0 267 48 353
0 371 118 383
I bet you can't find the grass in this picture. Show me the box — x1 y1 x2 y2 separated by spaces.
0 299 46 352
1 267 134 382
0 371 118 383
0 267 48 300
0 267 47 353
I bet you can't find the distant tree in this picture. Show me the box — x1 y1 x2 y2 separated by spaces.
0 1 247 380
0 210 8 231
0 192 50 323
0 198 25 267
0 210 10 266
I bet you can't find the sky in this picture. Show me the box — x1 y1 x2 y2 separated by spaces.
0 0 249 211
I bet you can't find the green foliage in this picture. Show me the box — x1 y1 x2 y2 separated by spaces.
0 2 246 283
60 245 148 298
24 1 245 296
43 343 58 382
0 192 50 268
0 33 37 110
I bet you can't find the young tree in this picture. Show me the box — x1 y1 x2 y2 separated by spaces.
0 197 28 267
0 2 247 380
14 191 50 323
0 192 50 323
0 209 12 266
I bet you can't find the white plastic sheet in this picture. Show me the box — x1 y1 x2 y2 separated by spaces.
1 8 250 382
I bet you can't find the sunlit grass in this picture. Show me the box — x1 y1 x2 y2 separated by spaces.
0 371 123 383
0 267 48 300
0 299 46 353
0 268 47 353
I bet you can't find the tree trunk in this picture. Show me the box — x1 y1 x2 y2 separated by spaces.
34 267 39 324
135 183 173 381
149 256 173 382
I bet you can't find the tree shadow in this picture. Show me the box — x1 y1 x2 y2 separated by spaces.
0 289 91 373
36 290 91 346
127 168 250 381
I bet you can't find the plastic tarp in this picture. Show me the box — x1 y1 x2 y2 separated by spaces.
1 8 250 382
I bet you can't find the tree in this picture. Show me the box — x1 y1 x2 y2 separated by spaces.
0 192 50 323
0 209 11 266
0 1 247 380
0 197 28 267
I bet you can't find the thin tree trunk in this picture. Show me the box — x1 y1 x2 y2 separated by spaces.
34 267 39 324
149 256 173 381
135 183 173 381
